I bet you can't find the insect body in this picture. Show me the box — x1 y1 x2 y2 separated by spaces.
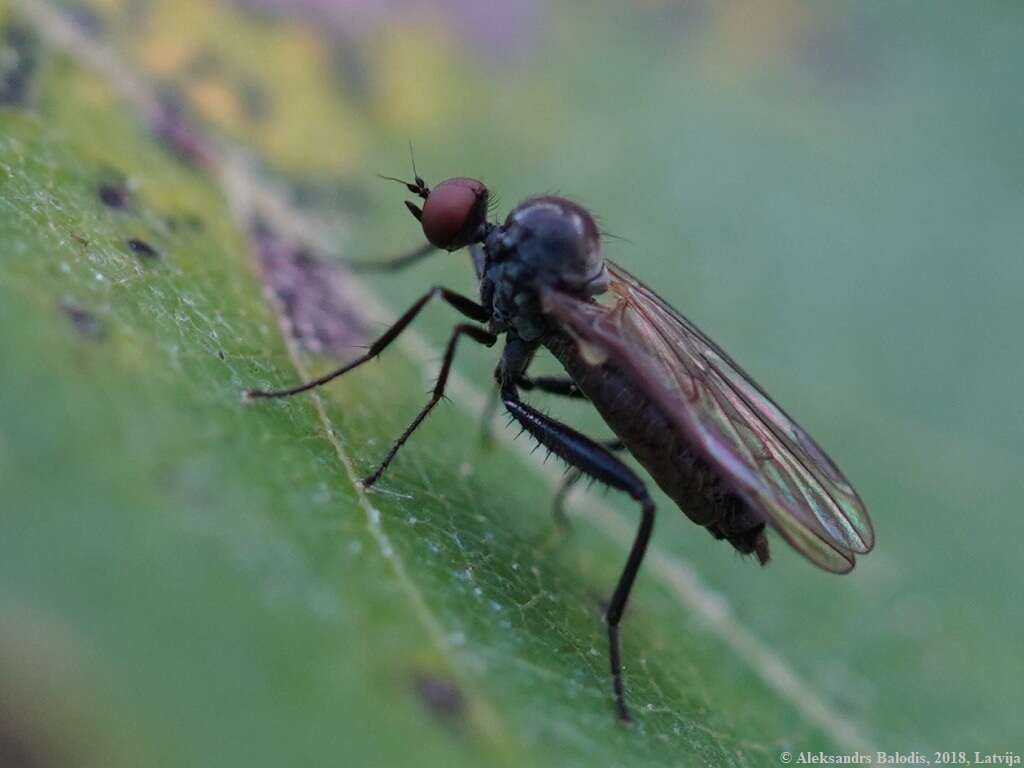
246 171 875 721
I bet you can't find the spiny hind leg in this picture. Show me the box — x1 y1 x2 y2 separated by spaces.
479 374 586 450
502 386 653 723
495 371 627 530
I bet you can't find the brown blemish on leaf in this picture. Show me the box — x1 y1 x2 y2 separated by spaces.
97 182 129 209
249 220 369 359
149 89 213 168
59 297 106 341
412 672 466 723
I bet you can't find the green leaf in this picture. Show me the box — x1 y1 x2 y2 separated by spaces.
3 2 1021 766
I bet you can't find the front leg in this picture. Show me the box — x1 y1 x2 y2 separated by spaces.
245 285 495 487
361 323 497 487
342 241 436 273
501 383 654 723
245 286 487 399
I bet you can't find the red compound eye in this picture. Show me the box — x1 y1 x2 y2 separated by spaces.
420 177 488 250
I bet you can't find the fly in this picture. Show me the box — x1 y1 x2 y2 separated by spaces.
245 166 876 722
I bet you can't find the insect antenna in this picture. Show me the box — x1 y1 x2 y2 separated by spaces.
408 140 425 189
377 141 430 199
377 173 429 198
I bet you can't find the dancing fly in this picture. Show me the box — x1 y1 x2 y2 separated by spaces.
245 168 876 722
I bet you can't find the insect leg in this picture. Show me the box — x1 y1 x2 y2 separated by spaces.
482 373 594 448
245 286 488 399
362 323 497 487
502 388 653 722
342 241 436 273
480 341 539 447
513 367 627 522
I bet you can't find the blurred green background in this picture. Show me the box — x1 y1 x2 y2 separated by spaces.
1 1 1021 766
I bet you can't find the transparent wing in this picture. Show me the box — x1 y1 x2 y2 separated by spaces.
542 261 874 573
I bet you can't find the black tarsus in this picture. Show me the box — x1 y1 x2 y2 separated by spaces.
606 496 655 722
244 286 488 400
344 241 436 273
361 322 496 487
500 384 654 722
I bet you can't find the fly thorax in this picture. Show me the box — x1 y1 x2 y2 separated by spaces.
483 196 609 341
484 253 559 341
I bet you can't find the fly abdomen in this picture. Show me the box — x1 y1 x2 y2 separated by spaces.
544 330 768 559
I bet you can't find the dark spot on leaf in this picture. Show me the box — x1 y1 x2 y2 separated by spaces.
0 23 39 107
59 297 106 341
412 673 465 722
150 89 212 168
217 350 225 361
127 238 159 261
249 219 370 359
97 183 128 209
